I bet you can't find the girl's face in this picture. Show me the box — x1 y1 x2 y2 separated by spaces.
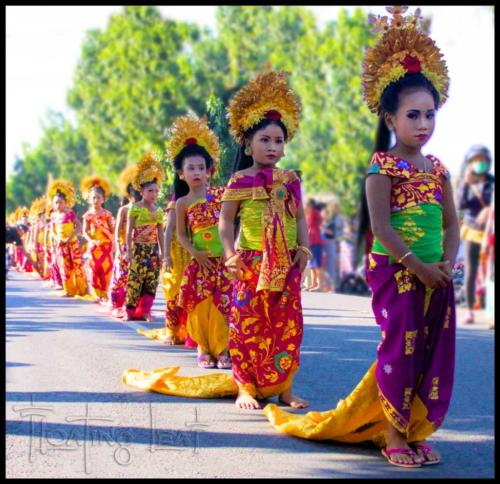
89 190 104 209
140 183 160 204
385 89 436 149
247 124 286 167
180 155 209 188
53 196 66 212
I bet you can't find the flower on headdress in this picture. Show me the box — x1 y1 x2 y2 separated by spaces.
401 55 421 74
265 110 282 121
184 137 197 146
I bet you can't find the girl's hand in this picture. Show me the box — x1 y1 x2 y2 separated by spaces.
124 251 132 262
292 250 309 273
163 255 172 272
193 250 215 271
414 261 452 289
224 253 250 281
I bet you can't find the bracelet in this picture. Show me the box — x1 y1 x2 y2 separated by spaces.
397 251 413 264
224 253 240 267
296 245 313 261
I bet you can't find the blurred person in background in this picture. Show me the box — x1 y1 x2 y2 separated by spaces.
305 198 325 291
321 198 344 292
455 145 494 324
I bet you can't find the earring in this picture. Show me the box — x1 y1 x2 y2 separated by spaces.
244 146 252 156
179 174 184 180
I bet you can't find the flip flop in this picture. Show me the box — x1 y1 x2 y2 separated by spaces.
216 355 232 369
381 447 422 468
411 443 441 465
197 354 215 369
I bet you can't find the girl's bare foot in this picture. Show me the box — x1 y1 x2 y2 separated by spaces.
384 423 424 466
163 335 175 345
411 440 441 464
278 389 309 408
235 392 260 409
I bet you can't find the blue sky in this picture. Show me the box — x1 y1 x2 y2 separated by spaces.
6 6 494 179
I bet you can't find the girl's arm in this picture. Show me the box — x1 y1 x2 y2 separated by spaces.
125 210 135 261
114 207 125 245
366 174 451 289
68 214 83 242
157 222 165 260
177 198 214 271
218 200 240 260
82 215 92 243
164 209 176 271
219 199 250 279
441 178 460 268
292 202 310 272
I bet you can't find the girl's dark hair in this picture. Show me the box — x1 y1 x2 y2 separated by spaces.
357 73 440 253
54 190 67 202
172 144 214 199
122 183 142 206
232 118 288 174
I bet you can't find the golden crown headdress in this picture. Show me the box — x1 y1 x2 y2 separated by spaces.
80 175 111 199
361 6 449 114
227 69 301 144
118 164 139 197
133 150 165 191
14 206 29 223
7 212 17 225
30 196 47 218
47 179 77 208
166 115 220 175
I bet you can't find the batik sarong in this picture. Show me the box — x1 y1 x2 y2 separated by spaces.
109 242 129 310
55 239 88 296
125 243 160 319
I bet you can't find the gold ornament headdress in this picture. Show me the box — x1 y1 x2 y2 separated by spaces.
80 175 111 199
133 150 165 191
118 164 139 197
47 179 77 208
14 206 29 223
361 6 449 114
30 196 47 218
166 115 220 175
227 70 301 144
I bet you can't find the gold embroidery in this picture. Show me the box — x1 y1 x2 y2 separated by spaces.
405 330 418 355
424 287 434 315
443 306 451 328
402 387 413 410
394 268 416 294
428 377 439 400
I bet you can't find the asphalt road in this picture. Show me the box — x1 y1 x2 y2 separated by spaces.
6 271 494 478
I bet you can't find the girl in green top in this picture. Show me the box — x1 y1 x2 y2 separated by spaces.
125 152 166 322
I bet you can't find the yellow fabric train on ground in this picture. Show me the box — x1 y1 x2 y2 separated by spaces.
263 362 435 448
122 366 238 398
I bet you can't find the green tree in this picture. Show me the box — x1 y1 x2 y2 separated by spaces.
68 6 201 183
6 111 90 213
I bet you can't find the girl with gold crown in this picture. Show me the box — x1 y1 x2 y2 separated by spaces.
29 196 48 279
81 175 116 303
124 151 166 322
108 165 142 319
48 179 88 297
264 6 459 469
220 70 311 408
121 72 310 407
172 115 232 368
135 189 194 346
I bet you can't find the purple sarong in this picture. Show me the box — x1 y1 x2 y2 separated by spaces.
367 252 456 435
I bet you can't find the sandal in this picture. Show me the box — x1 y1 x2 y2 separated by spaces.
381 447 422 468
216 354 232 370
197 354 215 369
411 443 441 465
